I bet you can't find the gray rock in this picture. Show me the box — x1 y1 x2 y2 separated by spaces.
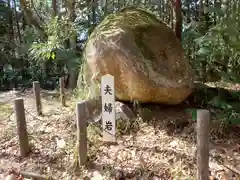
115 101 136 121
73 98 136 124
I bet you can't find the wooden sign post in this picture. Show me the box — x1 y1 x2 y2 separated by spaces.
33 81 42 116
14 98 30 157
197 109 210 180
76 101 87 166
101 74 116 142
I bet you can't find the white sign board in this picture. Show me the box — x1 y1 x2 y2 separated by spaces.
101 74 116 142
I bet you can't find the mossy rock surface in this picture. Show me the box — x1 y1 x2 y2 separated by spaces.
81 7 194 105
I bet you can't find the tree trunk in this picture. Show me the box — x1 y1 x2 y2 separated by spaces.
7 0 14 41
204 0 211 29
162 0 165 22
68 0 77 89
186 0 191 23
92 0 97 24
85 0 92 26
19 0 46 38
104 0 108 16
199 0 204 21
175 0 182 42
52 0 57 17
168 1 174 28
13 0 21 43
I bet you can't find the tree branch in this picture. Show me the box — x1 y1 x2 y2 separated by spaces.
19 0 46 38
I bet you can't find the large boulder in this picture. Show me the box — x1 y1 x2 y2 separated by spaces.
82 7 194 105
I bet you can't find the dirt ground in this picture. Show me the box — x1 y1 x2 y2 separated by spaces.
0 89 239 180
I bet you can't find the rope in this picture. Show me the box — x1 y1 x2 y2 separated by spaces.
1 111 14 121
24 109 46 122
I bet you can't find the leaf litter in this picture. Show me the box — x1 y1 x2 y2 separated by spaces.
0 89 239 180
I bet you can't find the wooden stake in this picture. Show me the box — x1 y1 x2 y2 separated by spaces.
76 101 87 166
33 81 42 115
14 98 30 157
59 77 66 106
197 109 210 180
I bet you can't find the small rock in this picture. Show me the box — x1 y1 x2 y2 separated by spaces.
169 140 178 148
152 176 161 180
75 99 136 124
191 147 197 157
91 171 103 180
115 102 136 121
180 126 189 137
115 170 125 180
5 174 16 180
56 138 66 149
83 176 91 180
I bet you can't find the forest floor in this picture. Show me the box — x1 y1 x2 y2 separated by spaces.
0 83 239 180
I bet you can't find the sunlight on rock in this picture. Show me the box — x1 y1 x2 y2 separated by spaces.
81 8 194 105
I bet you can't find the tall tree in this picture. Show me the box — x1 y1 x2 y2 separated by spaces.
13 0 21 44
52 0 57 17
175 0 182 42
7 0 14 41
92 0 97 25
19 0 46 37
68 0 77 89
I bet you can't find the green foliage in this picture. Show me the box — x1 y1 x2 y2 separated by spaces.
0 0 14 65
186 95 240 125
24 17 80 88
185 108 197 121
29 16 77 61
1 14 80 90
182 2 240 83
188 85 240 125
0 0 9 34
1 0 239 95
208 93 240 125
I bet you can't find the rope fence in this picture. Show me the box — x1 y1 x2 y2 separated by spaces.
1 110 14 122
0 77 214 180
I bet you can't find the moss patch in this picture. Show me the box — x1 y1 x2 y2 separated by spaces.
89 7 165 39
133 24 159 62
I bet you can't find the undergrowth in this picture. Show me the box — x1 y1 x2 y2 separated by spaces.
186 82 240 137
67 71 239 179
